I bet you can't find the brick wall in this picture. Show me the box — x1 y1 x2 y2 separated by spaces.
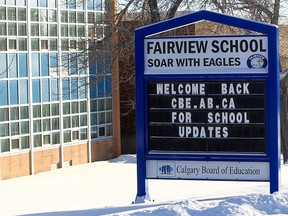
0 153 30 180
0 139 115 179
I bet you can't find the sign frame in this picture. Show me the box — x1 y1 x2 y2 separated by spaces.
135 10 280 202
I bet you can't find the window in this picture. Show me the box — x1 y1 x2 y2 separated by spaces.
40 10 48 22
7 7 16 20
0 7 5 20
19 54 27 77
79 78 86 99
72 130 79 140
42 104 50 117
11 139 19 150
0 80 8 105
69 25 76 37
60 11 68 23
96 12 103 22
41 40 48 50
51 78 58 101
1 139 10 152
48 0 56 8
77 25 85 37
0 22 6 35
91 113 97 125
20 106 29 119
8 23 17 36
72 115 79 127
0 53 7 78
20 121 29 134
31 53 40 76
41 54 49 76
49 10 56 22
91 126 97 138
30 9 38 21
70 40 77 50
71 102 78 113
80 114 87 126
99 126 105 136
18 38 27 51
40 23 48 36
0 38 6 51
62 78 70 100
33 105 41 118
51 103 59 116
49 24 57 36
18 8 26 21
32 79 40 103
8 54 17 78
90 100 97 112
50 39 57 51
43 119 50 131
64 130 71 143
71 78 78 99
18 23 27 36
68 0 76 9
77 12 84 23
10 107 19 120
69 11 76 23
52 132 59 145
10 80 18 105
0 123 9 137
63 116 71 129
88 12 94 23
39 0 47 7
19 80 28 104
87 0 94 10
80 101 86 113
61 24 68 36
95 0 102 11
43 134 50 145
30 0 38 7
11 122 19 136
21 136 29 149
41 75 50 101
63 102 70 115
31 23 39 36
61 39 68 51
98 99 105 111
0 108 8 122
8 39 17 50
52 117 59 130
106 125 113 136
106 98 112 110
31 38 39 51
98 112 105 124
34 134 42 148
33 120 41 133
80 128 87 140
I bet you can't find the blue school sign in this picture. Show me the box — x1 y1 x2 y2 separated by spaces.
135 10 280 202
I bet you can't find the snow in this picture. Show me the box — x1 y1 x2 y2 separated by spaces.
0 154 288 216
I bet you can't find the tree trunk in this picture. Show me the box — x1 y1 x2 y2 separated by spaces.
281 71 288 164
148 0 160 23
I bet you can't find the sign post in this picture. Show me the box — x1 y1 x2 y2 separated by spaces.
135 10 280 202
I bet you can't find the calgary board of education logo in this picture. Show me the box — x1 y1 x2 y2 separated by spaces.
158 162 175 177
247 54 268 69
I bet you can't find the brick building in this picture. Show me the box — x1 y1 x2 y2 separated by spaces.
0 0 120 179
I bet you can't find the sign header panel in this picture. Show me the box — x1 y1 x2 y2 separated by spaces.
144 36 268 74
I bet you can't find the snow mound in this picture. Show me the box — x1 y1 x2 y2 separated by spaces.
114 193 288 216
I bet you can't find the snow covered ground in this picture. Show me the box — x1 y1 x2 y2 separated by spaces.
0 155 288 216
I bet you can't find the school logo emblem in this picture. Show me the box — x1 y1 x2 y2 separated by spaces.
157 162 175 177
247 54 268 69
